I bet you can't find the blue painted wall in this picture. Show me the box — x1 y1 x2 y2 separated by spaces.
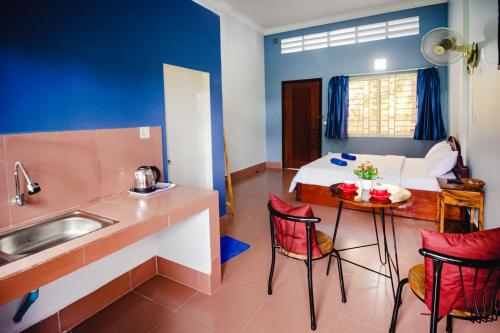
264 4 449 160
0 0 226 215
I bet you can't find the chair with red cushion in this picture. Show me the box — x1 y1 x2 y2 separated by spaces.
267 194 347 331
389 228 500 333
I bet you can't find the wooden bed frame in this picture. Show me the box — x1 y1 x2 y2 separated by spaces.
295 136 469 222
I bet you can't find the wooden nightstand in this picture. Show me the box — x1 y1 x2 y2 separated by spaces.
437 178 485 233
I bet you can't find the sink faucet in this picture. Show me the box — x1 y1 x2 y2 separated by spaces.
11 161 41 206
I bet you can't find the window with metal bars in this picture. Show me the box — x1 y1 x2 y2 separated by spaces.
347 72 417 138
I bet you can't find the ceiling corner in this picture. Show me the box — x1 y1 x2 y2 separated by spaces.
192 0 265 34
263 0 448 35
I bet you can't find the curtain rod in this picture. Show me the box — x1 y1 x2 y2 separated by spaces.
338 66 436 77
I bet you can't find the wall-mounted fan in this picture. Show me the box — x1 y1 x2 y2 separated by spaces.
421 27 478 74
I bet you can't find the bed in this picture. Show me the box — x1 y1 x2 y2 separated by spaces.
291 137 469 222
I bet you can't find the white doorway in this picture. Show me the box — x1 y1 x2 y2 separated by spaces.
163 64 213 190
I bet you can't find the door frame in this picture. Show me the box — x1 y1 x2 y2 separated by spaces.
281 78 323 169
163 63 213 190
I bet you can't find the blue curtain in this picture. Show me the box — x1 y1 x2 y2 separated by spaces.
325 75 349 139
414 68 446 140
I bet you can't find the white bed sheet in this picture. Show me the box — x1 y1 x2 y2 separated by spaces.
289 153 405 192
289 154 456 192
401 158 455 191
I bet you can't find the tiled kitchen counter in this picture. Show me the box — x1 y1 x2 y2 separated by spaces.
0 185 221 305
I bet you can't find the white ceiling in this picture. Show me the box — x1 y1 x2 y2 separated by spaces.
218 0 447 34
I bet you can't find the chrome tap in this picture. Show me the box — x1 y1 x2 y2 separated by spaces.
11 161 41 206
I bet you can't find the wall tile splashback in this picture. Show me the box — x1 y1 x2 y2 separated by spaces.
96 128 163 198
0 127 163 230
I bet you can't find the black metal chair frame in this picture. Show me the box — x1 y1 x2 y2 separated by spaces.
267 202 347 331
390 248 500 333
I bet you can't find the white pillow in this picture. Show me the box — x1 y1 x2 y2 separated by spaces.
425 141 451 161
426 150 458 176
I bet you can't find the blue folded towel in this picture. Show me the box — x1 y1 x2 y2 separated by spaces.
330 158 347 166
341 153 357 161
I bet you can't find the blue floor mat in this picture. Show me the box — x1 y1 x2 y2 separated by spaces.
220 236 250 264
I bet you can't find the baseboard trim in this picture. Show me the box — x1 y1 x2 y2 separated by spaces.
226 161 282 186
230 162 266 183
156 256 216 295
266 161 282 169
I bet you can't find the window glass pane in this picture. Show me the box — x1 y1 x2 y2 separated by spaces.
348 72 417 137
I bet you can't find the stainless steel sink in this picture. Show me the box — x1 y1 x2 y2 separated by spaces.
0 211 117 264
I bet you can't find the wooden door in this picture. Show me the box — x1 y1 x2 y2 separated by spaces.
282 79 322 169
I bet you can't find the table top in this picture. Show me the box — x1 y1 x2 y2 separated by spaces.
330 183 412 208
437 177 485 193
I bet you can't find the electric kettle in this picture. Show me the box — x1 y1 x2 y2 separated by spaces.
133 166 161 193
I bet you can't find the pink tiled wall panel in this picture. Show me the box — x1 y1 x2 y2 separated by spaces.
0 137 10 230
0 127 163 230
96 127 163 198
4 130 100 225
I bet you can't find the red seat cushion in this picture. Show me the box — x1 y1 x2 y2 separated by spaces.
421 228 500 317
269 194 324 259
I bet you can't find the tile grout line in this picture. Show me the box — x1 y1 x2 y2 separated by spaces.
131 288 201 332
147 310 178 333
131 276 199 312
332 314 342 332
2 136 13 228
173 290 199 313
239 296 271 332
338 313 388 331
131 289 177 312
222 275 277 294
65 288 130 332
172 291 227 331
65 264 152 332
155 269 203 292
134 274 212 333
148 310 218 333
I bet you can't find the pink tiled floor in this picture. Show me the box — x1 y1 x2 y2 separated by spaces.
74 169 500 332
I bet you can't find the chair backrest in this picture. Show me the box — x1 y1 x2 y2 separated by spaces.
420 248 500 323
267 200 323 259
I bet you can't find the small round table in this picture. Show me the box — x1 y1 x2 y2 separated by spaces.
329 183 412 299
